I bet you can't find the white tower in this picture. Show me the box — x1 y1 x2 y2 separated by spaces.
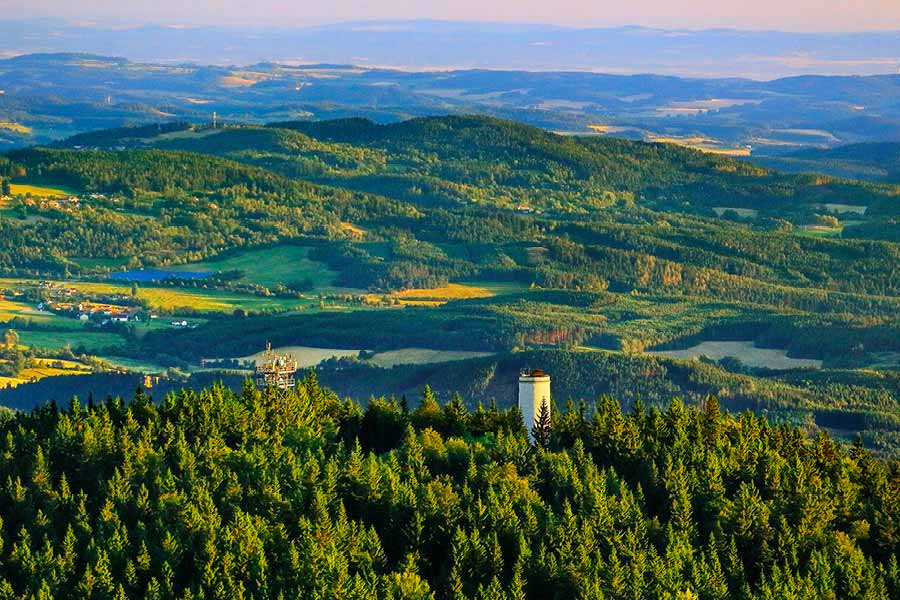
519 369 551 442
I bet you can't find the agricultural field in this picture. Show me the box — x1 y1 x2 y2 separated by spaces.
0 122 32 135
367 348 495 368
0 376 26 389
19 358 92 379
382 281 529 306
16 330 125 352
820 203 868 215
712 207 758 218
0 278 310 314
649 340 823 370
161 245 343 291
238 344 495 369
797 224 845 238
120 285 313 313
0 357 92 389
393 282 525 301
648 135 751 156
0 298 83 329
93 355 175 374
238 345 361 367
8 183 77 198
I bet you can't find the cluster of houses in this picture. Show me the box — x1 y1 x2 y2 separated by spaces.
36 282 143 324
28 281 200 329
42 300 142 324
23 195 82 211
38 281 79 297
0 190 107 212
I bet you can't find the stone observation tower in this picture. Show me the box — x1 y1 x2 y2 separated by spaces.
255 342 299 390
518 369 551 442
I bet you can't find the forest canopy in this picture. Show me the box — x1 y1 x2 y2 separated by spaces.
0 379 897 599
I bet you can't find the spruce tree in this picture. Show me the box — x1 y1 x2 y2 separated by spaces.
532 401 552 449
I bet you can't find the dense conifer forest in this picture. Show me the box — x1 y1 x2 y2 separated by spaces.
0 379 897 599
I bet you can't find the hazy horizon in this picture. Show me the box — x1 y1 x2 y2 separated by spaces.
7 1 900 32
7 17 900 35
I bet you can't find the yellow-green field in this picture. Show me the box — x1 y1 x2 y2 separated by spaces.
394 283 497 300
0 358 92 388
0 376 26 389
647 136 752 156
386 281 526 304
8 183 77 198
112 284 308 312
797 225 844 238
0 298 84 328
17 330 125 352
0 122 31 135
162 245 343 290
0 278 309 314
94 355 173 374
20 359 91 380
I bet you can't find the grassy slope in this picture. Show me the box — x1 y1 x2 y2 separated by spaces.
160 245 341 290
0 278 308 314
17 330 124 352
8 183 77 197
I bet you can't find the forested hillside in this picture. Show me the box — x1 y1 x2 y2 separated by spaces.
62 116 900 216
5 52 900 152
0 146 414 275
1 115 900 456
0 380 897 599
754 142 900 183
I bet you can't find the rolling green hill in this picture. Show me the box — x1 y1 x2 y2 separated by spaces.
755 142 900 183
1 115 900 456
59 117 900 217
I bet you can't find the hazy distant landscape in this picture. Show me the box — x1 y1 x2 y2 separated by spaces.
3 19 900 78
3 51 900 160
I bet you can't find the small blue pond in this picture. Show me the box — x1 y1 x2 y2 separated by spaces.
109 269 215 282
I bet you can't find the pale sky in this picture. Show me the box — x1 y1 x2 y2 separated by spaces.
4 0 900 31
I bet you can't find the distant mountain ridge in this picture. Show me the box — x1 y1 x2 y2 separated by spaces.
2 52 900 156
754 142 900 182
2 19 900 78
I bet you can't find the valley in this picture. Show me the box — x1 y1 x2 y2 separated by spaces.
0 114 897 457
